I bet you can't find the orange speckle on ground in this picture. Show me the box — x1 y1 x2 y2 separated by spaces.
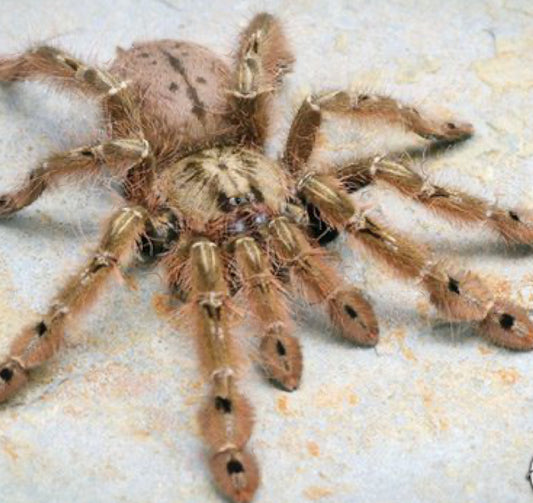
417 384 449 432
132 429 151 439
402 346 418 362
62 404 84 417
421 390 433 408
477 345 493 356
63 363 75 373
314 387 360 409
307 441 320 457
303 486 334 500
438 418 449 431
347 392 359 406
391 328 407 342
2 439 18 462
276 395 289 415
493 368 521 385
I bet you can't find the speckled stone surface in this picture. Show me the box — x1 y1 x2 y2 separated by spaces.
1 1 533 502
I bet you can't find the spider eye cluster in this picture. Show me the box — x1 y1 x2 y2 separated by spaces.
229 192 256 207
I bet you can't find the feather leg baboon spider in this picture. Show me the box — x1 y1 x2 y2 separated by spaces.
0 12 532 503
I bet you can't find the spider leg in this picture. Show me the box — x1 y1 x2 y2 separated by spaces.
0 205 148 402
268 217 379 346
0 45 145 147
229 13 294 147
336 155 533 244
182 239 258 503
0 138 154 216
233 236 302 391
283 90 473 175
298 172 533 350
1 46 112 89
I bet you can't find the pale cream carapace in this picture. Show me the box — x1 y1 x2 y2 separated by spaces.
0 12 532 503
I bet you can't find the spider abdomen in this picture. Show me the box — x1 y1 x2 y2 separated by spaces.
110 40 232 146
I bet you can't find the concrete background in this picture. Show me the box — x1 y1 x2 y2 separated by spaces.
1 1 533 502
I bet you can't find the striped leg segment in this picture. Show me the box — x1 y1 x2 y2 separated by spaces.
189 240 258 503
0 46 139 120
230 13 294 147
283 90 473 175
0 139 152 216
298 173 533 350
234 236 302 391
0 206 148 402
268 217 379 346
337 155 533 244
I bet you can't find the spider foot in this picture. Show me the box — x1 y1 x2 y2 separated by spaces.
427 119 474 143
259 334 302 391
210 448 259 503
423 268 493 322
0 322 63 402
0 360 28 402
0 195 17 217
479 300 533 351
328 288 380 346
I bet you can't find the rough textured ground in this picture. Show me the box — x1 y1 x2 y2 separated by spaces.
1 1 533 502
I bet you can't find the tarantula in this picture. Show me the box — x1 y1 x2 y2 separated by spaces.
1 12 532 503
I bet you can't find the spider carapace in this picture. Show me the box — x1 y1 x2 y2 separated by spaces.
1 12 533 503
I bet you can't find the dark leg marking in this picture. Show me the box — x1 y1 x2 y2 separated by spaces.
215 396 233 414
344 305 358 319
0 368 13 382
227 459 244 475
276 339 286 356
499 313 515 330
448 277 460 295
36 321 48 336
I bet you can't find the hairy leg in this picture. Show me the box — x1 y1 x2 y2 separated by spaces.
0 46 140 125
229 13 294 147
283 90 473 175
185 239 258 503
298 173 533 350
268 217 379 346
0 139 153 216
337 155 533 244
233 236 302 391
0 206 148 402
